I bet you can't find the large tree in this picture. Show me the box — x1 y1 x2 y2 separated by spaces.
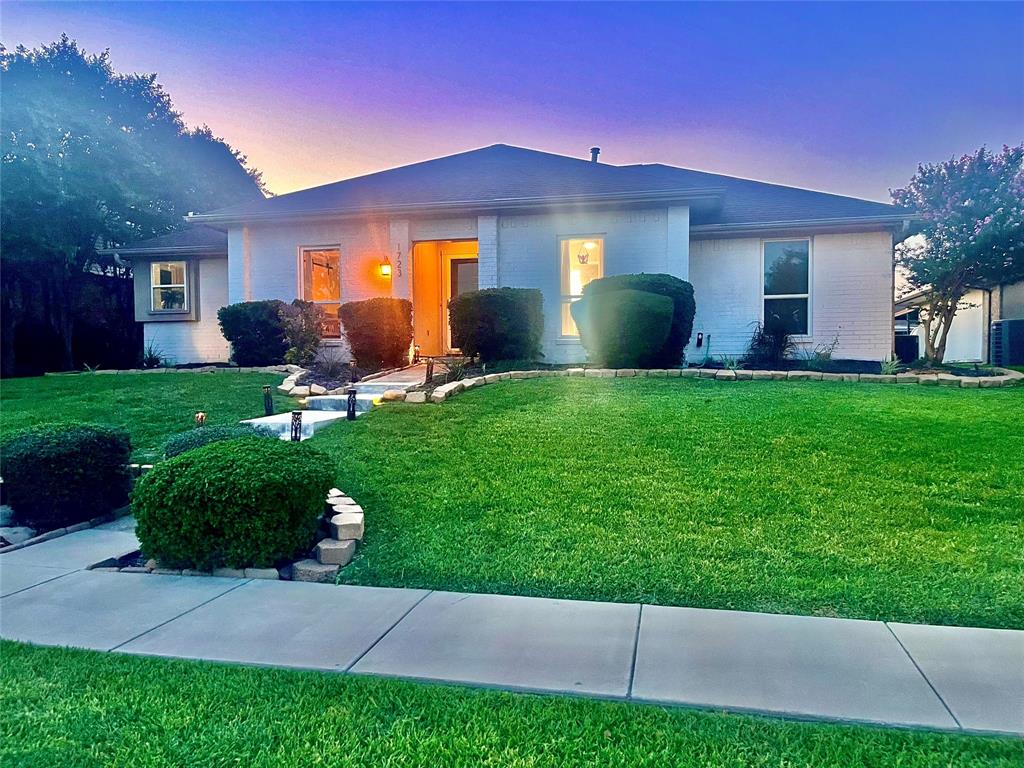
892 145 1024 362
1 35 265 375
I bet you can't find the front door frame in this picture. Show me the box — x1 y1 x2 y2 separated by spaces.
411 238 479 355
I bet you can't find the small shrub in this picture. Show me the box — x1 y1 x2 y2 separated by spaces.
0 422 131 530
745 319 795 368
338 297 413 369
163 424 276 459
280 300 324 367
134 438 335 570
800 333 841 372
880 358 903 375
448 288 544 363
218 300 288 366
571 288 673 368
444 356 470 382
575 274 695 367
141 340 165 369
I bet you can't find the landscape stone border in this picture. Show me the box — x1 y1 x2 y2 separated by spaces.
45 364 300 376
91 487 366 583
380 365 1024 405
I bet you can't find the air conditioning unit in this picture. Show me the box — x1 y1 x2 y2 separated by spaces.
990 319 1024 366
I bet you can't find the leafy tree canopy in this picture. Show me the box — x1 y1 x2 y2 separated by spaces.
891 145 1024 361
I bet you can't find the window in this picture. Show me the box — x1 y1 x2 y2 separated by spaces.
301 247 342 337
763 239 810 335
560 236 604 336
151 261 187 312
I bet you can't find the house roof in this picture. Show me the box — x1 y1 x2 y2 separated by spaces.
188 144 911 230
101 225 227 257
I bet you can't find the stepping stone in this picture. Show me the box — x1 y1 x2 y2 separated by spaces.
631 606 956 729
289 558 339 583
0 570 240 650
329 512 364 541
331 503 363 517
352 591 638 697
119 581 428 670
315 538 356 566
889 622 1024 735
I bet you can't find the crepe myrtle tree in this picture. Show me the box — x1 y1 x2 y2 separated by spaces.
891 145 1024 362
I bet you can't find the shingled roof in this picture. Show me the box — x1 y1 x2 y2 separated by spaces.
102 225 227 256
189 144 908 229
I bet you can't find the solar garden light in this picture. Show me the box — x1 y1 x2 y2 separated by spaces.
349 360 358 383
425 357 434 383
346 387 357 421
290 410 302 442
262 385 273 416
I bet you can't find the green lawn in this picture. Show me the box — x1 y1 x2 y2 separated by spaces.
1 372 290 461
320 378 1024 629
1 642 1018 768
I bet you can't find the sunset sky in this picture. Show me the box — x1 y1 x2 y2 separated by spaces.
4 1 1022 202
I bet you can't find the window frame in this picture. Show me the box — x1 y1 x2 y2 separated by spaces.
150 260 189 314
558 234 606 339
760 237 812 338
297 244 343 338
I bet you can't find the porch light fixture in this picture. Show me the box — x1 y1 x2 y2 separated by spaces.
577 241 597 265
379 258 392 278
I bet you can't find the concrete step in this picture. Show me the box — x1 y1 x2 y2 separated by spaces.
304 394 376 413
241 410 351 440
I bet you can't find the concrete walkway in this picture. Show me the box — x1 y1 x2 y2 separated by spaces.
0 527 1020 737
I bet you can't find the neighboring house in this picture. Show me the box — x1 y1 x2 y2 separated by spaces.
126 144 914 365
895 282 1024 363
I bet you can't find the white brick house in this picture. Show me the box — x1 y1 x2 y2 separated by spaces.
122 144 913 365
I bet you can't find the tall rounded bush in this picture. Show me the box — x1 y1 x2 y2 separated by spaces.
572 289 673 368
449 287 544 363
339 297 413 369
217 300 288 366
0 422 131 529
133 438 335 570
573 273 695 367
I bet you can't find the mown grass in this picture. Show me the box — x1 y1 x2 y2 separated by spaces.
318 378 1024 628
0 372 290 461
1 641 1019 768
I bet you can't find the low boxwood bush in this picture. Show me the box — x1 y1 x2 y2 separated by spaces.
218 300 288 366
449 288 544 363
572 289 674 368
163 424 276 459
134 438 335 570
575 273 695 367
339 297 413 369
0 422 131 530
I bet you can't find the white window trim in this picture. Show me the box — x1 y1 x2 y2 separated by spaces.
297 244 343 305
150 261 189 313
760 236 812 339
558 234 605 339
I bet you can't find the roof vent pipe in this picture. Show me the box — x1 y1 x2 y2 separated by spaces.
590 147 600 163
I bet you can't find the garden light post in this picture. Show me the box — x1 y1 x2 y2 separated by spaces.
346 387 357 421
290 410 302 442
262 385 273 416
425 357 434 383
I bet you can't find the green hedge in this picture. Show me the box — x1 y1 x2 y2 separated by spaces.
133 438 335 570
339 297 413 369
448 288 544 363
573 273 695 367
572 289 674 368
218 300 288 366
163 424 276 459
0 422 131 530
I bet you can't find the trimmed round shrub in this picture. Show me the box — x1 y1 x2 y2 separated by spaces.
449 288 544 363
339 297 413 369
217 300 288 366
134 438 335 570
163 424 276 459
572 289 673 368
0 422 131 530
577 274 695 367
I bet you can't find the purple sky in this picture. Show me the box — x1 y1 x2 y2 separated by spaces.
4 1 1022 201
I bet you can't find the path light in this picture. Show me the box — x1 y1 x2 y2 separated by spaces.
195 411 207 426
262 385 273 416
346 387 357 421
425 357 434 383
350 360 359 383
413 344 421 364
290 411 302 442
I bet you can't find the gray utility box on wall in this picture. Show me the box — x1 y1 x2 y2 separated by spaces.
990 319 1024 366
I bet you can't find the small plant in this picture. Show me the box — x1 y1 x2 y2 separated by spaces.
879 358 902 375
744 319 795 368
280 300 324 367
314 347 349 379
801 333 840 372
141 340 165 369
719 355 741 370
445 356 470 382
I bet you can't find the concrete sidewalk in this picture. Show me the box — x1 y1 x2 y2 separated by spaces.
0 529 1020 737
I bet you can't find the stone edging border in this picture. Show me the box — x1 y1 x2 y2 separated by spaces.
0 504 133 555
380 365 1024 405
46 364 301 376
